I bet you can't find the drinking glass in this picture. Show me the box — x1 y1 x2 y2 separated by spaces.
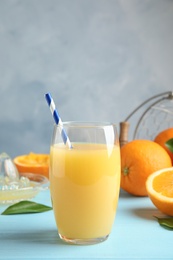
49 122 121 245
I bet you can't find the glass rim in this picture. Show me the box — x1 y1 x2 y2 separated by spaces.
53 121 117 128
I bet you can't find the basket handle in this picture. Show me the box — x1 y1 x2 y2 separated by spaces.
119 121 129 147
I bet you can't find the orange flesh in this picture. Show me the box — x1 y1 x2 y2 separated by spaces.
16 153 49 166
153 171 173 198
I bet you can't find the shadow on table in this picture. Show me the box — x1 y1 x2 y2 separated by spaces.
0 229 69 246
119 188 165 221
130 207 161 220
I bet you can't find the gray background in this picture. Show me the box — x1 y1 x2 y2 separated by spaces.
0 0 173 158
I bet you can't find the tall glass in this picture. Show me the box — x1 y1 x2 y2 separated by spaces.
49 122 121 245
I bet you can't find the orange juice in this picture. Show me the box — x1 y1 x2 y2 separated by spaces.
50 143 120 240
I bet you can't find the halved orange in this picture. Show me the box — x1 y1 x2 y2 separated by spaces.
14 152 49 179
146 167 173 216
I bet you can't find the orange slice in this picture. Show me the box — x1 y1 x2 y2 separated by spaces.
14 153 49 179
146 167 173 216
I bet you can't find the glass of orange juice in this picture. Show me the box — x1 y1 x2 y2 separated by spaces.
49 122 121 245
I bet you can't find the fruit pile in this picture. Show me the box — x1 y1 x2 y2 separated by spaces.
120 127 173 216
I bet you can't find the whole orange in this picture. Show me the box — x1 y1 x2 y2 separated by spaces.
154 127 173 164
120 139 172 196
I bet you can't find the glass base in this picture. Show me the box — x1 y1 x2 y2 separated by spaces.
59 234 109 245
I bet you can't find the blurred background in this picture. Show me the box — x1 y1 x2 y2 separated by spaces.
0 0 173 157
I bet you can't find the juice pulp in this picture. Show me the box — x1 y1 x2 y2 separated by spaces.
50 143 120 239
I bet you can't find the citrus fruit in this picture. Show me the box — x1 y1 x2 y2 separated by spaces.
120 139 172 196
146 167 173 216
14 152 49 178
154 127 173 164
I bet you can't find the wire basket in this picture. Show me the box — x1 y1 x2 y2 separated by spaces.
119 91 173 147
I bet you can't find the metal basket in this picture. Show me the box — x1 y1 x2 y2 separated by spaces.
119 91 173 147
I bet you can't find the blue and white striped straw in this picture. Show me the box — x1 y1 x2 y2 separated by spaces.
45 93 72 149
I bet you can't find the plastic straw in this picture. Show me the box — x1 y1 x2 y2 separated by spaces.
45 93 72 149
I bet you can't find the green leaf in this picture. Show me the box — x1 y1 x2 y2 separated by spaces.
1 201 52 215
154 216 173 230
165 138 173 153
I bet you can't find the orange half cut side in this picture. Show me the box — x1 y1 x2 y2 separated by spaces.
14 153 49 179
146 167 173 216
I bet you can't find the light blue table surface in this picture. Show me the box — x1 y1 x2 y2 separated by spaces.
0 188 172 260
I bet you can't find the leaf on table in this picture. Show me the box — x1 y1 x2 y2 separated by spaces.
154 216 173 230
1 201 52 215
165 138 173 153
